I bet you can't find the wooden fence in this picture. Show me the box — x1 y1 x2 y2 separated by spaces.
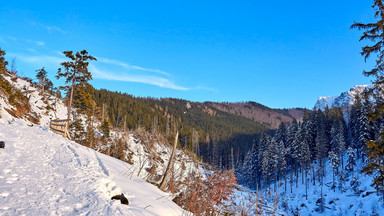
50 119 71 140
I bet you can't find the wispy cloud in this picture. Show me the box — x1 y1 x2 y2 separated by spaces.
11 52 190 91
29 22 66 34
98 57 170 76
10 53 66 67
26 40 45 46
35 41 45 46
90 65 189 90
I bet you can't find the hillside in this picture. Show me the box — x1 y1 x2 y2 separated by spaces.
1 71 266 215
0 118 188 215
205 101 304 129
92 89 305 169
0 73 197 215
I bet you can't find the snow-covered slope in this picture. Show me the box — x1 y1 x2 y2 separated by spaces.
314 85 371 110
0 117 189 215
277 158 384 215
0 73 196 215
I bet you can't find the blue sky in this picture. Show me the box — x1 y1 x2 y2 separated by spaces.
0 0 375 108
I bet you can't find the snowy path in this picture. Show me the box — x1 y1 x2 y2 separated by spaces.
0 119 188 216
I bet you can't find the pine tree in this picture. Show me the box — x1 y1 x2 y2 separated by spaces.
357 104 370 159
329 151 340 192
262 137 278 192
0 47 8 74
351 0 384 84
345 147 356 175
338 169 346 192
36 67 48 94
56 50 97 129
330 123 339 154
275 122 287 146
350 176 361 194
277 140 287 184
338 123 347 169
102 120 110 139
242 150 253 187
352 1 384 199
255 133 269 190
362 137 384 199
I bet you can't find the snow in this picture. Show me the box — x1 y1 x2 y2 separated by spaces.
0 118 190 215
0 73 191 215
264 156 384 215
314 85 371 110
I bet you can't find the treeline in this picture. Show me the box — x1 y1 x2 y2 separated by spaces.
206 101 304 129
238 97 379 208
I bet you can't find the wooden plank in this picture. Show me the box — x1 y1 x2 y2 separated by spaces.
51 119 68 123
50 127 66 134
50 123 66 127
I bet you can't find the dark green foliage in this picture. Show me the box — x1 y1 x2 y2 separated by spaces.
352 2 384 197
0 48 8 75
56 50 96 126
35 67 47 83
102 120 110 139
56 50 96 86
362 137 384 196
352 1 384 195
351 0 384 84
0 75 28 108
72 82 95 113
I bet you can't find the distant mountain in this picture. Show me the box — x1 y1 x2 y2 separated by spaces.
205 101 304 129
314 85 371 110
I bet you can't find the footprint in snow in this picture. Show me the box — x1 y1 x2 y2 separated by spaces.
3 169 12 174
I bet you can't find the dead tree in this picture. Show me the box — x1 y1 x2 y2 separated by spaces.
159 131 179 190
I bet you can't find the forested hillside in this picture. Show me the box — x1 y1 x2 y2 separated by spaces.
238 97 384 214
91 89 272 168
206 101 304 129
87 88 306 169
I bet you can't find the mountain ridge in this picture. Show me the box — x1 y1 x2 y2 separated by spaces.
314 85 371 110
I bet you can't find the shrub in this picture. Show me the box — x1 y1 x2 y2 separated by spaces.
174 170 237 215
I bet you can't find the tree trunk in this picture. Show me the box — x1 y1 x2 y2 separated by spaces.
305 169 308 200
102 103 105 123
333 168 335 192
159 131 179 190
312 162 315 185
295 164 298 188
66 55 77 128
290 167 293 193
65 73 75 140
41 77 45 95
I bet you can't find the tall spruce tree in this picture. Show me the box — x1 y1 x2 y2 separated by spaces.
345 147 357 175
352 0 384 199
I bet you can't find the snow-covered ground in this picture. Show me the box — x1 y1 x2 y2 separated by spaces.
263 157 384 216
0 117 190 215
0 73 195 215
